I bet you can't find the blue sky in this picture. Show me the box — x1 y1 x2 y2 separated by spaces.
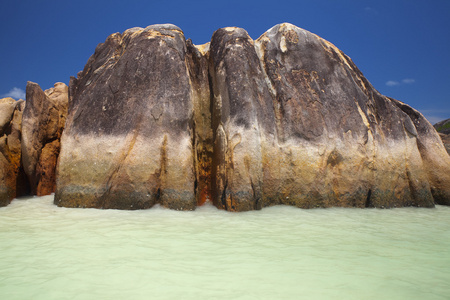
1 0 449 123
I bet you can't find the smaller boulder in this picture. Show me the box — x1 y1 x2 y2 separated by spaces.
0 98 26 206
21 82 68 196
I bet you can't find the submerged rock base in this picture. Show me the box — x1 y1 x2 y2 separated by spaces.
54 23 450 211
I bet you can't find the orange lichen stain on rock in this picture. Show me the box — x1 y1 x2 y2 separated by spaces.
196 170 212 206
35 140 60 196
196 145 213 206
198 186 210 206
285 29 299 44
225 194 235 211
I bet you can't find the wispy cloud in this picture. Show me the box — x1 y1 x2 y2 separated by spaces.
386 78 416 87
386 80 400 86
364 7 378 15
402 78 415 84
1 87 25 100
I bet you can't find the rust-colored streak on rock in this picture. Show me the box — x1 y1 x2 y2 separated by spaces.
196 146 212 206
198 186 210 206
185 40 213 206
35 139 60 196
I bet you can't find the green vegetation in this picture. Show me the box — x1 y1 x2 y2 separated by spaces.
436 122 450 132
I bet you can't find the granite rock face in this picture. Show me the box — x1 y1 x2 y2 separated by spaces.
390 105 450 205
209 24 447 210
434 119 450 155
55 23 450 210
438 133 450 155
55 25 197 209
0 98 25 206
434 119 450 135
22 82 68 196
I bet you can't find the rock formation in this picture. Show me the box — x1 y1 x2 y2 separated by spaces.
22 82 68 196
434 119 450 155
434 119 450 135
438 133 450 155
54 23 450 210
0 98 25 206
55 25 197 210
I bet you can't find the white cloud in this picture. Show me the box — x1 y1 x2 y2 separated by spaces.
402 78 415 84
1 87 25 100
386 80 400 86
386 78 416 87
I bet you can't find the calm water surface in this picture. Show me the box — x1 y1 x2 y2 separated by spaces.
0 195 449 299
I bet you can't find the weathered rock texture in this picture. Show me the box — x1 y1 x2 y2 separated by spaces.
434 119 450 155
55 23 450 210
22 82 68 196
0 98 25 206
56 25 197 209
434 119 450 135
438 133 450 155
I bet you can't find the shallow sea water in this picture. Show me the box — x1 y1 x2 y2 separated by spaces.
0 195 449 300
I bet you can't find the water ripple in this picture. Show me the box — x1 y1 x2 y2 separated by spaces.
0 196 449 299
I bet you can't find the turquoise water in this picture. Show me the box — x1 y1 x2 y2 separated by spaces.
0 195 449 299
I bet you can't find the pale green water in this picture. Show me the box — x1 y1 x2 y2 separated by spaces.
0 196 449 300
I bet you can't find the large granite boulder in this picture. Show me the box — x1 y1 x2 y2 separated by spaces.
0 98 25 206
55 25 198 209
55 23 450 210
209 24 449 210
22 82 68 196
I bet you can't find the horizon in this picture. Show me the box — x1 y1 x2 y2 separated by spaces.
1 0 449 123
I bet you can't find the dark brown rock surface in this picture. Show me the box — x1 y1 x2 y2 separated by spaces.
55 23 450 210
208 24 446 210
0 98 25 206
22 82 68 196
56 25 197 210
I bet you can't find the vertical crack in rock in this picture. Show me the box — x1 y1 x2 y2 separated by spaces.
158 135 168 204
365 189 372 208
186 39 213 206
208 38 225 209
